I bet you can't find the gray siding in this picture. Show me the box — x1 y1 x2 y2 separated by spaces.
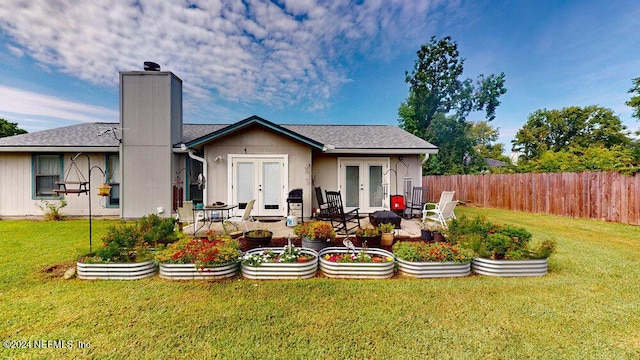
0 152 120 217
120 71 182 218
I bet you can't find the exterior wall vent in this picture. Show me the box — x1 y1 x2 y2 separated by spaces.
143 61 160 71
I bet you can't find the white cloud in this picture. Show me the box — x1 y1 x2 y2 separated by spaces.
0 0 446 111
0 85 118 132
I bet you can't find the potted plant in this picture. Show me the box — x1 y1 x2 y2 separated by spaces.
318 245 395 279
355 226 382 247
447 215 556 277
294 221 336 251
393 241 475 278
430 223 445 242
243 227 273 248
419 221 433 241
379 222 395 246
240 243 318 279
76 214 177 280
155 234 242 280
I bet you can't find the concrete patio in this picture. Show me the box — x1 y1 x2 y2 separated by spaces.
184 215 424 241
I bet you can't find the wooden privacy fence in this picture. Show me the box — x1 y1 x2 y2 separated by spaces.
423 172 639 225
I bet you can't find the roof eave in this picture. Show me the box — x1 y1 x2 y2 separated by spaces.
322 148 439 155
0 146 120 153
185 115 324 150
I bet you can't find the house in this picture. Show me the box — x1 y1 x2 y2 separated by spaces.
0 68 438 219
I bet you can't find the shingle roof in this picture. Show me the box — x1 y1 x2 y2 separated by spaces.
281 124 435 150
0 122 120 148
0 120 437 153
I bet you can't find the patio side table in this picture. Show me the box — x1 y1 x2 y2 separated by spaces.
369 210 402 228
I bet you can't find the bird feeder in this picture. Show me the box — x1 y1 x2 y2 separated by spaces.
97 183 112 197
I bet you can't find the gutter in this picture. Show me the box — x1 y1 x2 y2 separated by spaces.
179 144 208 206
321 146 439 156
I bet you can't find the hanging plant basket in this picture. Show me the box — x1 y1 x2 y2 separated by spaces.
97 183 112 197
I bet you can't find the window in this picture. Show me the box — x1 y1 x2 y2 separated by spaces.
33 154 63 198
106 154 120 207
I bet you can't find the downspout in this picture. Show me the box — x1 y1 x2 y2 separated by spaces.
180 144 208 206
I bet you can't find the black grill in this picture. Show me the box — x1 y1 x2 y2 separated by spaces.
286 188 304 222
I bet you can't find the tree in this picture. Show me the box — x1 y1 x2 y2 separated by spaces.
517 146 638 174
0 118 27 138
469 120 508 161
512 106 630 160
398 36 507 133
398 36 507 175
626 77 640 120
423 114 484 175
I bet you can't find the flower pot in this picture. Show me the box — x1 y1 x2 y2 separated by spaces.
241 247 318 279
159 262 239 280
76 260 156 280
381 232 394 247
355 234 381 247
301 236 330 251
472 258 548 277
432 231 445 242
318 247 395 279
243 230 273 248
396 258 471 278
420 229 433 241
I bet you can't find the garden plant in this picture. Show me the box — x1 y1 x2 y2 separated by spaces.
1 207 638 359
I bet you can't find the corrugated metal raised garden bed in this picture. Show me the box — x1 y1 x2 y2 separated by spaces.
76 260 157 280
241 247 318 280
319 247 395 279
159 262 239 280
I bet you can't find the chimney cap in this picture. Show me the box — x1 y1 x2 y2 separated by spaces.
144 61 160 71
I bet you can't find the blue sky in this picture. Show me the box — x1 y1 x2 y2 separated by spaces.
0 0 638 150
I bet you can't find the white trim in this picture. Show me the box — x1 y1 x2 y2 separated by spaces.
227 154 289 217
337 157 390 213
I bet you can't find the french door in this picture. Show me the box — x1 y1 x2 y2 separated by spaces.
230 155 287 217
338 158 388 213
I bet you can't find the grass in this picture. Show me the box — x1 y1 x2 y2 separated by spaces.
1 208 639 359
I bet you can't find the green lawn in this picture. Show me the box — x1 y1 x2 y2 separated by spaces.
1 208 639 359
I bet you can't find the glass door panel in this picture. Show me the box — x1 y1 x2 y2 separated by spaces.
368 165 383 208
345 165 360 208
236 161 254 209
262 161 281 211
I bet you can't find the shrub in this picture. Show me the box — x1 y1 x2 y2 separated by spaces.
447 215 555 260
87 214 178 263
137 214 177 246
37 200 67 221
